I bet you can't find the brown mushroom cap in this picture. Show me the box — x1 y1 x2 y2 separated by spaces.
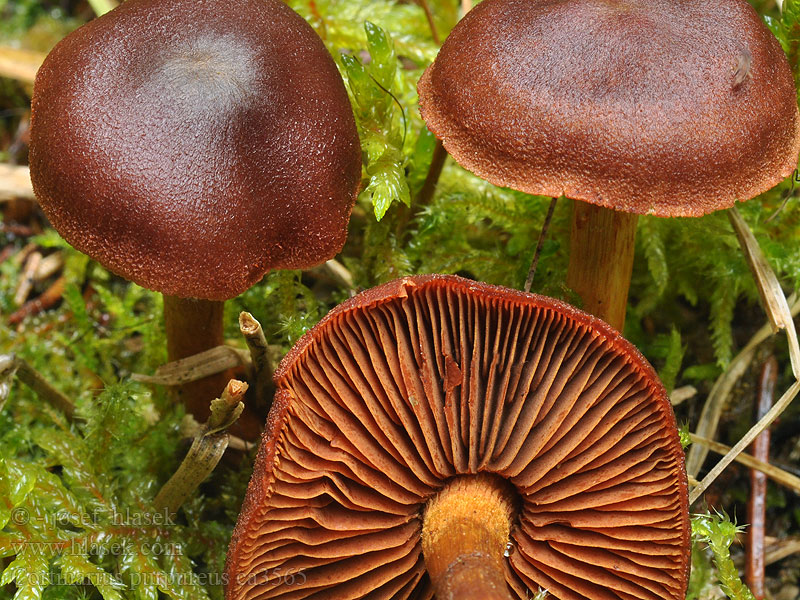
29 0 361 300
417 0 800 217
226 274 689 599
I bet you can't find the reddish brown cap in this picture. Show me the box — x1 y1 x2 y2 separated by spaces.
418 0 800 217
226 274 689 599
29 0 361 300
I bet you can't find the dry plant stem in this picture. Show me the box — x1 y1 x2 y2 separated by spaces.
239 311 274 411
0 47 44 84
566 201 638 332
747 356 777 599
689 380 800 504
131 346 249 386
422 474 516 600
317 259 355 295
154 379 247 516
524 197 557 293
163 295 228 423
687 292 800 477
689 433 800 495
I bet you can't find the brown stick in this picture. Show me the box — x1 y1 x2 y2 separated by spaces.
422 474 516 600
566 201 638 331
747 356 777 599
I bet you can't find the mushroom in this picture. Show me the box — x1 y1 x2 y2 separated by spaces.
416 0 800 331
225 274 689 600
28 0 362 424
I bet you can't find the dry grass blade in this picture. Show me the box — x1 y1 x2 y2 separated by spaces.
686 292 800 477
728 207 800 378
131 345 250 385
689 433 800 495
689 380 800 504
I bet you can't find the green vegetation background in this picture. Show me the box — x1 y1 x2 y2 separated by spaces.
1 0 800 598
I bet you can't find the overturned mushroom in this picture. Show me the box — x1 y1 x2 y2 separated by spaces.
29 0 361 425
226 274 689 599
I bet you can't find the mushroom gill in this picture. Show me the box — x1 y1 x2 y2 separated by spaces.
226 274 689 600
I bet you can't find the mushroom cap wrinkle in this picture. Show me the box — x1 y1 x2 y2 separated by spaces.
417 0 800 217
226 274 690 600
29 0 361 300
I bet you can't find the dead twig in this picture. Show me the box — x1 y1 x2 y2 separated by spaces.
728 207 800 377
239 312 275 411
34 252 64 281
314 259 356 296
131 345 250 385
154 379 247 515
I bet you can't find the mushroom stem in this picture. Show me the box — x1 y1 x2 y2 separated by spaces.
422 474 516 600
566 201 638 331
163 295 229 422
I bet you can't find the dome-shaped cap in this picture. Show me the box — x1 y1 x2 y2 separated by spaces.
226 274 689 599
418 0 800 217
29 0 361 300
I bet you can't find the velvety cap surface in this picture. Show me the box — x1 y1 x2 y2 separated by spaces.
226 275 689 599
30 0 361 299
418 0 800 217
